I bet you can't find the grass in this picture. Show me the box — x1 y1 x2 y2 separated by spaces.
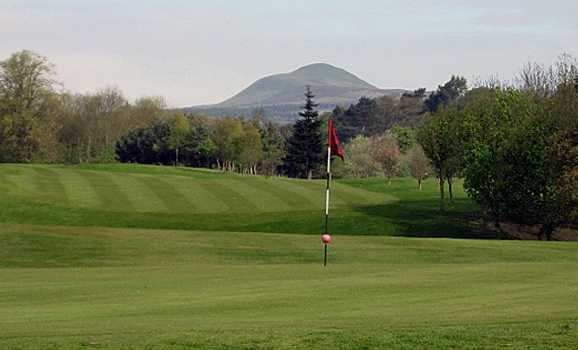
0 163 484 238
1 164 577 349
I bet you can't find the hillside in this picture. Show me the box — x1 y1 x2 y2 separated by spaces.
187 63 406 122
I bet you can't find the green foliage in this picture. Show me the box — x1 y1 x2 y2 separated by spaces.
115 119 172 164
417 105 463 207
408 144 430 189
390 125 416 152
424 75 468 113
283 87 324 178
259 120 285 175
238 122 263 173
342 135 382 177
167 112 191 164
0 50 55 115
332 94 426 144
427 76 578 239
0 50 57 162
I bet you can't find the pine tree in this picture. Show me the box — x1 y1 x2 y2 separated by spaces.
283 87 323 179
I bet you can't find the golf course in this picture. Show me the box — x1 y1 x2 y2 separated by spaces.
1 164 578 349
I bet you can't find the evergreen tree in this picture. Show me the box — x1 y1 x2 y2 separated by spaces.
283 87 323 179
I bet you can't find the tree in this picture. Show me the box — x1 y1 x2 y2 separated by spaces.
259 120 285 176
459 88 550 236
542 128 578 237
390 125 416 152
238 123 263 174
283 87 323 179
403 88 427 99
343 135 382 178
181 116 215 168
167 113 190 165
424 75 467 113
0 50 57 162
115 119 171 165
417 107 462 209
332 97 382 143
408 145 430 190
373 132 401 185
212 118 244 171
0 50 56 116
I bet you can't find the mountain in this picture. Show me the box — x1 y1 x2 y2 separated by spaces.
186 63 406 122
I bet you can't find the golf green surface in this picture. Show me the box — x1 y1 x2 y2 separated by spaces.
1 164 577 349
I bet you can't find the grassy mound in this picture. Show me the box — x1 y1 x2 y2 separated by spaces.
0 164 483 238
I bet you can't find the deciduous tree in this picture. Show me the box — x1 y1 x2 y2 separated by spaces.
408 145 430 190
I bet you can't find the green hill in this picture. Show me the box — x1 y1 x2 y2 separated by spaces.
1 164 578 349
0 163 482 237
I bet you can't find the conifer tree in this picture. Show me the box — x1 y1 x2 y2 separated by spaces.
283 87 323 179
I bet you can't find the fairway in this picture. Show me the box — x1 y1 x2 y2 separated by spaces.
1 165 578 349
0 164 481 237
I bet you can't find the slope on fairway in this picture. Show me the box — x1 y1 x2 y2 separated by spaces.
1 224 578 349
0 164 388 213
0 164 483 237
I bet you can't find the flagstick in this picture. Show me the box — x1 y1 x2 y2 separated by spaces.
323 145 331 266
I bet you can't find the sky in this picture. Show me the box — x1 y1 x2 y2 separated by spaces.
1 0 577 107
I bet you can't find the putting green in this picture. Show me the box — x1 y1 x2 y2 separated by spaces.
1 224 578 349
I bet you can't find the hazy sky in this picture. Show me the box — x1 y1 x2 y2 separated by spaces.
1 0 577 107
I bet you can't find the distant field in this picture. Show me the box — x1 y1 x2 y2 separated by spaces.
1 164 577 349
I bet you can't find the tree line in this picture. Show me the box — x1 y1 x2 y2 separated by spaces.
116 113 287 175
0 50 290 174
0 50 167 163
417 55 578 240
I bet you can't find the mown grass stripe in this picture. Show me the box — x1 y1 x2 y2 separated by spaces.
53 170 102 209
198 180 258 213
221 178 291 212
281 179 348 208
332 182 392 206
0 169 32 197
239 177 316 209
132 175 194 214
6 166 43 197
27 166 70 206
162 176 228 214
106 173 169 213
77 170 135 212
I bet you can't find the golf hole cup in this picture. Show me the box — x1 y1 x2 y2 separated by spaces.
322 233 332 244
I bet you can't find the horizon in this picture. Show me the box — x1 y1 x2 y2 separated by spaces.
2 0 577 107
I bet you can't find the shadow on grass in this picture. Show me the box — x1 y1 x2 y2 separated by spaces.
0 195 497 239
351 198 498 239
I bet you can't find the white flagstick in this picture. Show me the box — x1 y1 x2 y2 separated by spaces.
323 146 331 266
325 146 331 215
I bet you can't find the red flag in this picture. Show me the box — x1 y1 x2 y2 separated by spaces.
328 119 344 160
